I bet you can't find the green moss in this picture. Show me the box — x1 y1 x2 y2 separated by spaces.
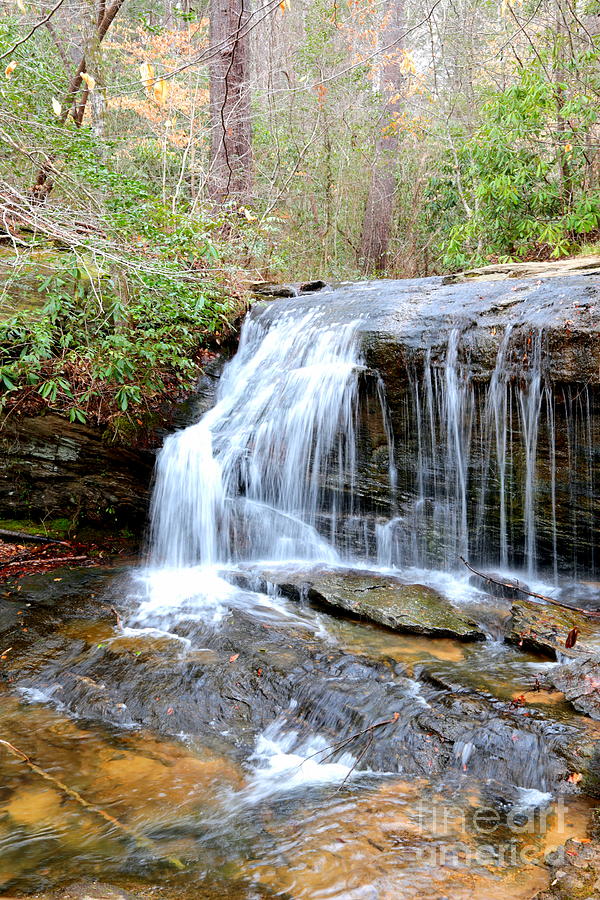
0 245 71 322
0 516 74 538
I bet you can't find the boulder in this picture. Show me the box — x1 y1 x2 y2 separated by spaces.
306 571 486 640
237 566 486 641
251 282 298 298
506 598 600 659
550 657 600 720
299 279 328 293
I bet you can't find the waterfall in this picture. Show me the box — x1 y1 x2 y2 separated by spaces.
518 333 544 577
484 325 513 569
374 325 597 583
149 303 395 569
147 287 597 589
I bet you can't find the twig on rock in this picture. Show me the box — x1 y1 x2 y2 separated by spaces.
460 556 600 618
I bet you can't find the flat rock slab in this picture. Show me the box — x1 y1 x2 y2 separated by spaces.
506 598 600 659
238 567 486 641
550 657 600 720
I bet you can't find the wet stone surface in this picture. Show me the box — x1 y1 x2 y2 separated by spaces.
2 566 600 897
1 566 598 792
532 838 600 899
550 658 600 721
506 599 600 660
233 565 486 640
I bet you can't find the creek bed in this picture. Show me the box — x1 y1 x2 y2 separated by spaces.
0 565 599 900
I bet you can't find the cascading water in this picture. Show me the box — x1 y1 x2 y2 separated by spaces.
149 302 395 571
146 286 597 603
376 323 597 586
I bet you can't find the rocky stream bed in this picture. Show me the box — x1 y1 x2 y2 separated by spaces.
0 561 599 899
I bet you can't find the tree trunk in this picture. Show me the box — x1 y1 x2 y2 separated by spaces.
30 0 125 200
207 0 253 203
359 0 404 274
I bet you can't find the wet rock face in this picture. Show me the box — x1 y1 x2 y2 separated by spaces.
506 599 600 660
0 361 227 534
0 415 154 531
550 658 600 720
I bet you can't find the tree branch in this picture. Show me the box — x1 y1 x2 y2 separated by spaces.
44 19 71 71
0 0 68 61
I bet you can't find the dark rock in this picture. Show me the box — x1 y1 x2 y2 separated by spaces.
0 414 154 532
251 282 298 298
468 571 531 601
0 353 229 536
506 599 600 659
550 657 600 720
299 280 328 294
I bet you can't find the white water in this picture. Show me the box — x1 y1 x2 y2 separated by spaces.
144 299 590 634
150 305 375 569
245 722 361 802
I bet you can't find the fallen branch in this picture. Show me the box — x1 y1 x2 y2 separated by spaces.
293 712 401 789
460 556 600 619
0 528 69 546
0 554 87 575
0 738 184 869
335 731 375 793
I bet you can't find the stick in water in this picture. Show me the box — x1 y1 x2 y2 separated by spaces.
0 738 184 869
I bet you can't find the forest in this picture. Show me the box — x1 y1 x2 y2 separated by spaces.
0 0 598 425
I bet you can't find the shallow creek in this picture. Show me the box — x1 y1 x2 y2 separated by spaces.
0 564 598 900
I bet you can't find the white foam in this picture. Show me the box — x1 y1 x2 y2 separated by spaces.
517 787 553 808
128 565 323 633
241 722 368 804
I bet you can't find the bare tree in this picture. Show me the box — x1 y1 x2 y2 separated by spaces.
30 0 127 200
207 0 253 203
359 0 405 274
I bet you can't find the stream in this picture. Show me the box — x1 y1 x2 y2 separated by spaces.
1 284 599 899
